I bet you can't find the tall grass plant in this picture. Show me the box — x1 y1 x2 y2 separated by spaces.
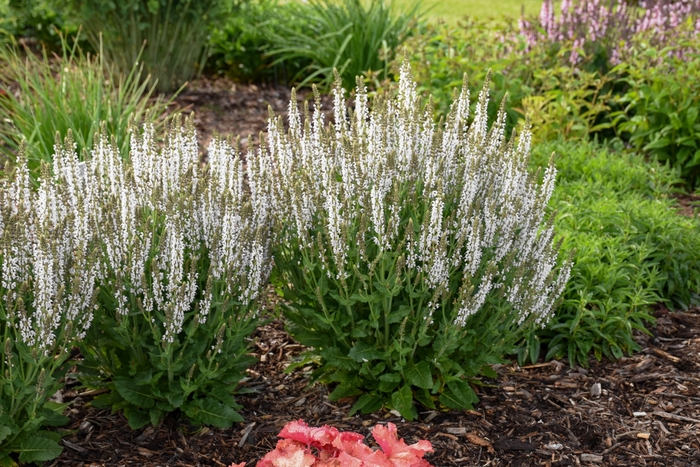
0 36 168 177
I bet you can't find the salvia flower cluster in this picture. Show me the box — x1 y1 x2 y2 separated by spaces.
92 119 272 343
520 0 700 64
230 420 433 467
1 141 100 352
269 64 570 328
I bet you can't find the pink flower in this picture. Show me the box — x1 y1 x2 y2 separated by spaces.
258 439 318 467
279 420 341 451
248 420 434 467
371 423 433 467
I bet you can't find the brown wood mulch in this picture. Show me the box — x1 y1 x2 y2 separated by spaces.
43 77 700 467
49 304 700 467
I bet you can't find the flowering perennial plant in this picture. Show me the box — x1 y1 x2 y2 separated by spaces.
520 0 700 65
0 141 101 464
77 117 274 429
267 64 571 419
231 420 433 467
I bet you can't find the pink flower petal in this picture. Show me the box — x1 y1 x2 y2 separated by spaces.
279 420 341 450
371 423 433 467
257 439 317 467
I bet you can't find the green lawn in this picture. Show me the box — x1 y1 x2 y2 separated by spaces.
405 0 544 23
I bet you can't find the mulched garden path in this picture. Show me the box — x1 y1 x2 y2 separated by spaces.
47 77 700 467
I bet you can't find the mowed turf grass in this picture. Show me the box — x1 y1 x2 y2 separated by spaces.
396 0 545 22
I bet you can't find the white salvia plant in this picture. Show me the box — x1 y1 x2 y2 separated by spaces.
0 137 100 461
267 64 572 420
77 117 273 429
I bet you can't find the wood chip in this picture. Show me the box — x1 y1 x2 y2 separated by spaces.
653 411 700 424
636 432 651 439
580 453 604 463
136 447 155 458
466 432 494 453
445 427 467 435
651 348 681 363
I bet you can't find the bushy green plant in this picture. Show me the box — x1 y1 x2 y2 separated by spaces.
611 36 700 188
267 0 422 90
0 0 74 48
395 19 531 131
524 140 700 366
78 119 274 429
66 0 236 92
0 37 168 177
207 0 309 84
0 147 101 464
266 67 571 420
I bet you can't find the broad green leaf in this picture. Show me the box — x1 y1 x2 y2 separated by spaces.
114 379 155 408
350 393 383 416
17 436 62 463
440 380 478 410
405 361 433 389
348 341 383 362
184 398 243 428
391 385 415 421
320 347 359 371
123 406 151 429
328 382 362 401
0 426 11 444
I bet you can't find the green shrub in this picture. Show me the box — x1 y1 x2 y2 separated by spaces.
0 37 168 177
207 0 309 84
612 36 700 188
0 0 74 48
524 140 700 367
0 148 101 464
267 0 422 90
267 67 571 420
395 19 530 132
78 119 274 429
66 0 236 93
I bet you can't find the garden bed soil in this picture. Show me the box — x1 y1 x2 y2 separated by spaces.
47 77 700 467
50 304 700 467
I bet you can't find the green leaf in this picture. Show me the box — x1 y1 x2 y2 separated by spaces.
391 385 415 421
123 406 151 429
183 398 243 428
320 347 359 371
439 380 478 410
349 393 384 415
405 361 433 389
114 379 155 408
0 426 11 444
348 341 383 362
328 382 362 401
17 436 62 463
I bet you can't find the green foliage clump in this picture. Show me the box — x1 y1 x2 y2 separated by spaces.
526 140 700 367
0 37 168 177
396 18 531 133
612 37 700 188
207 0 309 84
398 20 700 187
0 0 73 48
266 0 422 90
65 0 236 92
267 68 571 420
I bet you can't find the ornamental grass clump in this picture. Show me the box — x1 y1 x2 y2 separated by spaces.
267 64 572 420
0 143 101 464
77 118 274 429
